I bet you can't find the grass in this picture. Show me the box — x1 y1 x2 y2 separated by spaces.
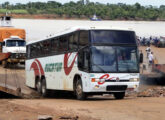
0 9 7 13
0 9 28 14
11 9 28 14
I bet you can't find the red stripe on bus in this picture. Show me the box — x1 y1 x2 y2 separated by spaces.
64 53 78 75
35 59 45 75
30 61 40 76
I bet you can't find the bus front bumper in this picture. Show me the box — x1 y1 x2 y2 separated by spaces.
84 82 139 93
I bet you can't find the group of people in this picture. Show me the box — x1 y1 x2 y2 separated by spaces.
137 36 160 47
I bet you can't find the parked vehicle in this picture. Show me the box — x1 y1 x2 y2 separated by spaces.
0 15 26 68
157 36 165 47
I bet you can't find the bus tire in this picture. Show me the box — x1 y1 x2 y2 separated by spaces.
41 78 48 97
36 79 42 94
114 92 125 99
75 79 86 100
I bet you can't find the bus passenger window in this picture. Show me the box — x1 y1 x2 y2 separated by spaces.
78 48 89 71
42 40 51 55
51 38 59 53
30 44 37 58
59 36 68 52
68 35 74 50
27 45 30 59
36 43 42 57
79 31 89 49
69 33 78 50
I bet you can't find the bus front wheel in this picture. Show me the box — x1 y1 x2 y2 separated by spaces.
113 92 125 99
75 79 86 100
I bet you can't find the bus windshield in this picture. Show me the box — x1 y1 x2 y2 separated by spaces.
91 30 136 44
91 46 138 73
6 40 26 47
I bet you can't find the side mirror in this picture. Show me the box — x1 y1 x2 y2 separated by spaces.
140 52 143 63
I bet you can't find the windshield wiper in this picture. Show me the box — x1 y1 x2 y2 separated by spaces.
78 45 89 52
92 63 106 73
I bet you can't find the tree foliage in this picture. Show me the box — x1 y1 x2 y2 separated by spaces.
0 0 164 20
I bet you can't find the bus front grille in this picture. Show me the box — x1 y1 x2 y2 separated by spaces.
105 80 129 82
106 85 127 91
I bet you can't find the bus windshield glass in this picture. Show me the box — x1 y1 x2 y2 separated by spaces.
91 46 138 72
90 30 136 44
6 40 26 47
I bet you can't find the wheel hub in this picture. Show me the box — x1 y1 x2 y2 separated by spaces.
76 84 82 96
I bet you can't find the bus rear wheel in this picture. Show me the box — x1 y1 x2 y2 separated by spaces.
36 80 42 94
75 79 86 100
2 60 8 68
41 78 48 97
113 92 125 99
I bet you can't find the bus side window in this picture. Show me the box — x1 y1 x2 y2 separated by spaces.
78 48 89 71
59 36 68 52
27 45 30 59
69 32 78 51
78 50 84 69
84 50 89 70
30 44 37 58
79 31 89 49
51 38 59 54
42 40 51 56
36 42 42 57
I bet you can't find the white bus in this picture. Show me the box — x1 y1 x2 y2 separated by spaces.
26 26 141 100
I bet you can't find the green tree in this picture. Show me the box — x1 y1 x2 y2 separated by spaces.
27 8 37 14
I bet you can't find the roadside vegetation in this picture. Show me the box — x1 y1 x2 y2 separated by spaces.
0 0 165 20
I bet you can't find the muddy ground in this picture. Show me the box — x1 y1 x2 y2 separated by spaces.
0 46 165 120
0 96 165 120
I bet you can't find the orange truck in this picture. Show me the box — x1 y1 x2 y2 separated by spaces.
0 27 26 68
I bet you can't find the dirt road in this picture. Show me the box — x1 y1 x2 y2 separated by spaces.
139 46 165 64
0 97 164 120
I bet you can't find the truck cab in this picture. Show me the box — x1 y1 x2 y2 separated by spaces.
3 36 26 53
1 36 26 67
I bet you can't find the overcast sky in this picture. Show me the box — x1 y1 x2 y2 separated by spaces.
0 0 165 7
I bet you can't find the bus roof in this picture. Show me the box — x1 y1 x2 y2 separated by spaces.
27 26 134 45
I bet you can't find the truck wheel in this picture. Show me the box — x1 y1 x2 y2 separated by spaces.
75 79 86 100
114 92 125 99
36 80 42 94
41 78 48 97
2 61 8 68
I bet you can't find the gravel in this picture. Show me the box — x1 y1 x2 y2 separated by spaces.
137 86 165 97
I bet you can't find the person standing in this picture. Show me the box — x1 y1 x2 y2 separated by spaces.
148 52 154 65
146 45 151 58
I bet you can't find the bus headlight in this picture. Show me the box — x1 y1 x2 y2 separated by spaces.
130 78 139 82
91 78 105 82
